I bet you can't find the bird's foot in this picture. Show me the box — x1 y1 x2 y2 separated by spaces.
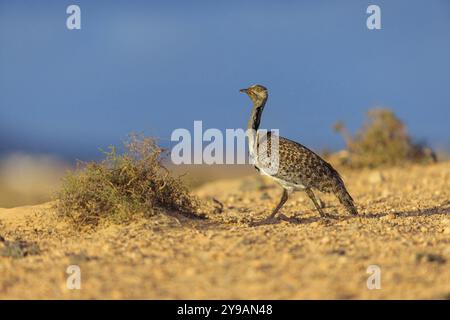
317 209 336 219
249 213 298 226
249 216 281 227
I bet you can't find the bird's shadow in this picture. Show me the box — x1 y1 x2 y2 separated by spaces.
269 203 450 226
363 204 450 219
162 201 450 228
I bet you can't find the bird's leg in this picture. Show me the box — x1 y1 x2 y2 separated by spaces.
269 188 289 219
305 188 329 218
251 188 289 226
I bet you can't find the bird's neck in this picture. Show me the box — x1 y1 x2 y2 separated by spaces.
247 99 267 131
247 98 267 160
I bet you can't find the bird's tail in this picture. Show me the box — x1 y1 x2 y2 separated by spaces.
334 184 358 216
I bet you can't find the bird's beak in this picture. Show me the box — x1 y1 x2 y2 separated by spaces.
239 88 248 93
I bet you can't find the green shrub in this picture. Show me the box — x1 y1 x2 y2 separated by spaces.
334 108 436 168
55 134 201 226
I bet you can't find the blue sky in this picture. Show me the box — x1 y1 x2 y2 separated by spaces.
1 0 449 161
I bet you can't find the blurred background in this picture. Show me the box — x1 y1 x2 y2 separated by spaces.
1 0 450 207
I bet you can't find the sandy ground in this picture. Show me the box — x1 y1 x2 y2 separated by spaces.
0 162 449 299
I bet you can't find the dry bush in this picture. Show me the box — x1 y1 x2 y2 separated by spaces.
55 134 201 226
334 108 436 168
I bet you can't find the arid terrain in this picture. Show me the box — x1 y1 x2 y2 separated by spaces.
0 162 449 299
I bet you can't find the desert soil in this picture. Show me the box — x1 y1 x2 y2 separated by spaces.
0 162 449 299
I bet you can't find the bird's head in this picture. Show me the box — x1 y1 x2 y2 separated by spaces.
240 84 268 105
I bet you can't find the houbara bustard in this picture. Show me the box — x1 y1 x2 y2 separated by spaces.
240 84 358 225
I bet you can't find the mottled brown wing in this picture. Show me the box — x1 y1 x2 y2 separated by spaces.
256 132 342 192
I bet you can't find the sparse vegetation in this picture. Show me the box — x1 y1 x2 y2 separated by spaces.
55 134 201 226
0 236 41 259
334 108 437 168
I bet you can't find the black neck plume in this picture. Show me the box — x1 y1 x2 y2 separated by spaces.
248 98 267 131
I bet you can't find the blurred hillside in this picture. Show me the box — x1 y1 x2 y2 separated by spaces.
0 153 67 208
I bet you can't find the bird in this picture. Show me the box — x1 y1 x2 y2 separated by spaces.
240 84 358 225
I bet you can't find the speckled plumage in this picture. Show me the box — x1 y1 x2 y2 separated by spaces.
240 84 358 223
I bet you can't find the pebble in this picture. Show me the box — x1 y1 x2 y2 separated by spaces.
416 252 447 265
